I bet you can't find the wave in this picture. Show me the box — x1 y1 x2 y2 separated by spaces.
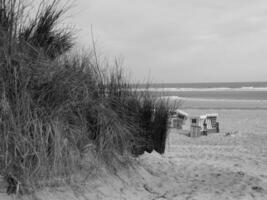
182 107 267 110
162 96 267 102
137 87 267 92
160 96 267 110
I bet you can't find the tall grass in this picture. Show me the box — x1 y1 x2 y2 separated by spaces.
0 0 174 195
151 100 170 154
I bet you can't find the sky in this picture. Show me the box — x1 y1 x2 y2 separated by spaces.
67 0 267 83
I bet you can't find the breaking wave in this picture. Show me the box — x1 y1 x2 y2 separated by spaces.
137 87 267 92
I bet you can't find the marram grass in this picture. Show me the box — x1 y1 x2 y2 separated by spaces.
0 0 175 194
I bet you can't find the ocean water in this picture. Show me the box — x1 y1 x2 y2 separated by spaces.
143 82 267 134
145 81 267 90
141 81 267 110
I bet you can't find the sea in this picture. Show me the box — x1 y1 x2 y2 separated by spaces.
139 82 267 133
139 81 267 110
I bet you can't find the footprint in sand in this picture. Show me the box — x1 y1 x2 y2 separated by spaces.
236 171 245 177
251 186 264 193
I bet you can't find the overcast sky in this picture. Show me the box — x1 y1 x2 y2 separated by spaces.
68 0 267 83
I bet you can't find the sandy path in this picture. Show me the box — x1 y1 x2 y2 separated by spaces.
1 129 267 200
158 129 267 200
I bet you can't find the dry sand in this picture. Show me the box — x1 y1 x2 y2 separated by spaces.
1 128 267 200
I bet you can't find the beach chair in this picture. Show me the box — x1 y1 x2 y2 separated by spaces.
168 110 188 129
206 114 219 133
189 116 204 137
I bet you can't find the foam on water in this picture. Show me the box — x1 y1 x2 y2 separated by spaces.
137 87 267 92
138 82 267 109
163 96 267 103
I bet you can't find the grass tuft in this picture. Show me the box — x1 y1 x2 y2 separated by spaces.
0 0 176 194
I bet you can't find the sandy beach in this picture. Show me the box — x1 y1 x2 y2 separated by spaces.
1 0 267 199
1 117 266 200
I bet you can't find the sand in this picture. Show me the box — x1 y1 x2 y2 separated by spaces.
1 126 267 199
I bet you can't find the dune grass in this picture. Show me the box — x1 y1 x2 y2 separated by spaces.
0 0 175 194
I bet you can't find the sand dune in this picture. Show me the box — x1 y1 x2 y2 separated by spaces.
1 128 267 200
